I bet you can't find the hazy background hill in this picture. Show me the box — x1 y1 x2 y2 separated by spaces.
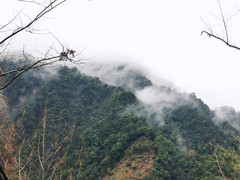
1 61 240 179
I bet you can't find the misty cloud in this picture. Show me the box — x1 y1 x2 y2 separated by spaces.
79 61 192 127
78 61 153 92
132 84 191 127
213 106 240 130
1 55 57 114
176 134 187 154
136 85 190 111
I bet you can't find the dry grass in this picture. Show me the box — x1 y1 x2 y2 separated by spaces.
103 137 155 180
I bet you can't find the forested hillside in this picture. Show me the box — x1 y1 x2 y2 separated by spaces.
1 64 240 180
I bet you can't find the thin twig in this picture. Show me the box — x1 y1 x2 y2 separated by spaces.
0 0 66 45
217 0 229 43
213 143 226 180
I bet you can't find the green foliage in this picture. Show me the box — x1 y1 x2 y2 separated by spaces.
8 66 157 179
153 135 178 179
3 68 46 109
4 65 240 180
162 105 238 151
170 143 240 180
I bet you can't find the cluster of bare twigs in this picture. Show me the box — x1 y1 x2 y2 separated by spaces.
0 46 82 90
0 0 85 91
0 101 76 180
0 0 83 179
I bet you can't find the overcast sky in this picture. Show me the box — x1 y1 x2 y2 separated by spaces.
1 0 240 110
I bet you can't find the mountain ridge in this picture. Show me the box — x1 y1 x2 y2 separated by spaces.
1 62 240 179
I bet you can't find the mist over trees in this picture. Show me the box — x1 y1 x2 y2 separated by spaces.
2 64 240 179
1 0 240 180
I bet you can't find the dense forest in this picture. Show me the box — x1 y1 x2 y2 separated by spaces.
1 63 240 180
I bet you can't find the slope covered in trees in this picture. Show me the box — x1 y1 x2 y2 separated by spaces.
1 65 240 179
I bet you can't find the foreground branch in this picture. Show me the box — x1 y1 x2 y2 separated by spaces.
0 0 66 46
201 30 240 51
0 48 81 90
0 165 8 180
201 0 240 52
0 0 85 91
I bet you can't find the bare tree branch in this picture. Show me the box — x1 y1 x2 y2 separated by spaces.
0 9 23 32
0 165 8 180
0 0 87 91
202 0 240 52
217 0 229 43
0 1 85 178
214 143 226 180
0 0 66 45
195 160 224 180
201 30 240 51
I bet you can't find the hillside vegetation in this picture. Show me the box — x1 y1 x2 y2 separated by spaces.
1 65 240 180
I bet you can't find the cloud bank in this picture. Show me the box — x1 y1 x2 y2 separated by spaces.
79 61 192 127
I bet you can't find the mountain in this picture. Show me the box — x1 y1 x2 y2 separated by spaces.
1 63 240 179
